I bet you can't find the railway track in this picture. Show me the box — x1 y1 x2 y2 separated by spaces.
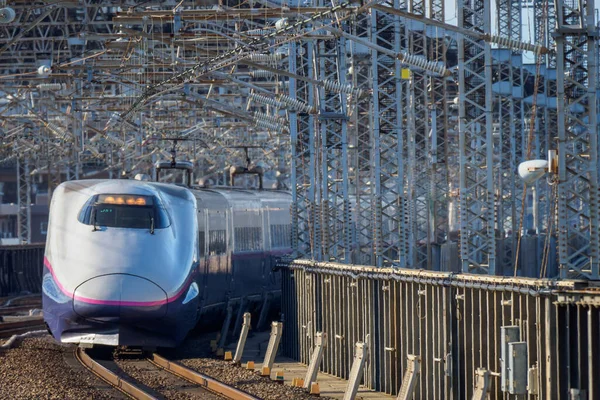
0 294 41 308
0 318 46 338
0 304 43 316
76 347 260 400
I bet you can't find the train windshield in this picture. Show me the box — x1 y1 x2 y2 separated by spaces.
78 194 170 229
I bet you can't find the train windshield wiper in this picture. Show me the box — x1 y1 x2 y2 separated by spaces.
92 209 99 232
149 212 155 235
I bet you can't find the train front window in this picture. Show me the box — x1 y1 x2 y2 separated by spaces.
78 194 170 229
94 204 154 229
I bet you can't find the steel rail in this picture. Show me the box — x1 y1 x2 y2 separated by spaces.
148 353 260 400
0 318 45 338
75 347 156 400
0 305 42 315
76 347 259 400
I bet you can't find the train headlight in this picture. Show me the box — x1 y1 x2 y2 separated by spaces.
182 282 199 305
97 194 151 206
43 274 71 304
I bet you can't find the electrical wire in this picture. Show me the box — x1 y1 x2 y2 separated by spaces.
119 0 361 123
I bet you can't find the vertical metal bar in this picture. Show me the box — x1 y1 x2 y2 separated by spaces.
443 286 451 399
16 158 31 244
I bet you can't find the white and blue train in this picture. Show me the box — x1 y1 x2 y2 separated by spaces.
42 173 291 347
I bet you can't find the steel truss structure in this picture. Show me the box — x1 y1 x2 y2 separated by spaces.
554 0 599 278
0 0 598 279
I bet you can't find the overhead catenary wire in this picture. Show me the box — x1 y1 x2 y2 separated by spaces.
119 0 363 123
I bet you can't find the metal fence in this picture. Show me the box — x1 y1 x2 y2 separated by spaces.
0 244 45 297
281 259 600 399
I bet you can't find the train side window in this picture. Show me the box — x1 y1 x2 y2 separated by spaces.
270 224 291 248
198 231 205 257
234 227 262 252
208 229 226 255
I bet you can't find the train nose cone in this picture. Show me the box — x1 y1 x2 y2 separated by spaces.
73 274 168 320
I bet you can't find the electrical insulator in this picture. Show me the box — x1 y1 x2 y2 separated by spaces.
486 35 547 55
245 29 275 36
255 119 287 132
399 53 450 77
36 83 65 91
275 18 288 30
37 65 51 76
105 135 125 147
48 127 69 141
254 111 286 125
250 70 275 78
277 94 313 113
0 7 15 24
322 79 363 98
250 93 285 109
246 53 283 63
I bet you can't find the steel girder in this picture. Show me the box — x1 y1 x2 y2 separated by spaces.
406 0 449 270
457 0 496 274
16 157 31 244
315 36 352 263
533 0 557 237
348 12 375 266
554 0 600 279
290 40 317 260
427 0 450 268
370 0 407 268
407 0 430 269
496 0 524 272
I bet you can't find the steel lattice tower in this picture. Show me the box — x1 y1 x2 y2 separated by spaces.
554 0 600 279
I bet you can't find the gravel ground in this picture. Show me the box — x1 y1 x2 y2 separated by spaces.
0 332 331 400
164 335 331 400
0 335 119 399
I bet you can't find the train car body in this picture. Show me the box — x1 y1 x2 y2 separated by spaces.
42 179 291 347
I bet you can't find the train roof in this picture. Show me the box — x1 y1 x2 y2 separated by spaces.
56 180 290 209
57 179 194 201
189 187 291 209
